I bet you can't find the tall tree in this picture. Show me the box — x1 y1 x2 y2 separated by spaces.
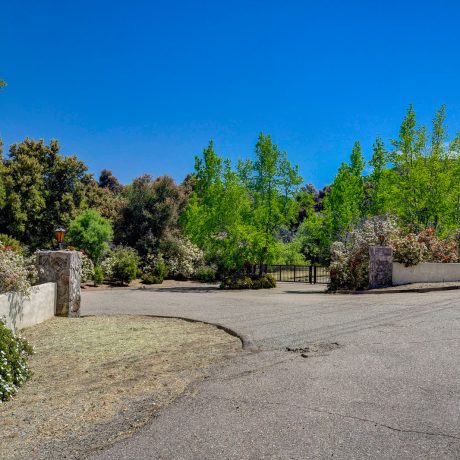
115 174 186 257
324 141 365 238
240 133 302 266
0 139 91 248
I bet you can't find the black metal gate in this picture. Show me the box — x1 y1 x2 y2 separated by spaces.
266 264 330 284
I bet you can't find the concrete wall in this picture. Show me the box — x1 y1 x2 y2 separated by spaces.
393 263 460 285
0 282 56 330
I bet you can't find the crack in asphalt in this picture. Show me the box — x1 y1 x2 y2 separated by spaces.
213 396 460 441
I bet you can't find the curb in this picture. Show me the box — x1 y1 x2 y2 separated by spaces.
81 313 257 351
330 285 460 295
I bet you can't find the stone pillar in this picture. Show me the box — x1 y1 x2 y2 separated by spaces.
36 251 82 317
369 246 393 289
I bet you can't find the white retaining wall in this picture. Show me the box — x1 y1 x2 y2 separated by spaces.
0 282 56 330
393 263 460 285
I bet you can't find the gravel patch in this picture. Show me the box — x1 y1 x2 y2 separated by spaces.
0 315 241 459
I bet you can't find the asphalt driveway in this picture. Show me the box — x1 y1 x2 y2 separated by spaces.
83 282 460 459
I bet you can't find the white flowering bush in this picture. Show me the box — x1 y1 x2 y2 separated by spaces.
162 238 204 278
0 317 33 402
0 242 37 296
80 252 95 283
101 246 139 285
330 215 399 290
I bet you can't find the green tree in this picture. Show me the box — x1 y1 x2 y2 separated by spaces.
366 137 392 215
324 141 365 238
183 142 254 272
68 209 113 263
115 174 186 257
240 133 302 266
0 139 92 248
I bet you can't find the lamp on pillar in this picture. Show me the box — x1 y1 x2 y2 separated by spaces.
378 234 385 246
54 226 66 250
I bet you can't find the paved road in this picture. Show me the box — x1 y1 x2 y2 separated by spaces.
83 282 460 459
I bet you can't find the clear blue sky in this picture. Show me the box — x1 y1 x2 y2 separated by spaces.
1 0 460 187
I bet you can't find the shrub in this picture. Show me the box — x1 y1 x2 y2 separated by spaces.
0 234 23 254
102 247 139 285
0 243 37 296
141 254 168 284
0 318 33 402
141 275 164 285
80 252 95 283
93 266 104 285
68 209 113 264
251 274 277 289
392 234 427 267
417 228 458 263
329 215 399 290
193 266 217 282
161 238 204 279
220 274 276 290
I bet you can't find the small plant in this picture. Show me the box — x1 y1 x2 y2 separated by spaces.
93 266 104 286
0 242 37 296
80 252 95 284
141 254 168 284
0 318 33 402
193 265 217 282
67 209 113 264
392 233 427 267
0 234 23 254
102 246 140 285
220 273 276 290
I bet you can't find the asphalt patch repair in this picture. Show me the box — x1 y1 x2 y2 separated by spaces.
286 342 340 358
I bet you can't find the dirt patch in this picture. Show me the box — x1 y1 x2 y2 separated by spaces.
286 342 340 358
0 315 241 459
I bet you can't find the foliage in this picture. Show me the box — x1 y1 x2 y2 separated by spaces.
0 243 37 295
160 238 204 278
0 139 92 249
391 234 427 267
274 240 306 265
392 228 458 266
141 254 168 284
93 266 104 286
101 247 139 285
0 318 33 402
0 234 23 254
329 216 399 290
68 209 113 264
84 180 126 221
220 274 276 290
115 175 187 257
80 252 95 283
183 136 302 274
193 265 217 282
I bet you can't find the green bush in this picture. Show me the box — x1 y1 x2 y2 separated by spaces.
251 274 277 289
102 246 139 285
141 254 168 284
193 266 217 282
93 266 104 285
0 234 23 254
141 275 164 285
0 318 33 402
68 209 113 264
220 274 276 290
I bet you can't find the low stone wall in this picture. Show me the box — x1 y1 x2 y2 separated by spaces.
0 283 56 330
393 262 460 285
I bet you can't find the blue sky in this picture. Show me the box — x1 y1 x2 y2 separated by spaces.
1 0 460 187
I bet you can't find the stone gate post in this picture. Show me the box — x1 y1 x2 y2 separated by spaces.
369 246 393 289
36 250 82 317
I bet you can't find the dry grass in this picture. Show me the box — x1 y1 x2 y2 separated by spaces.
0 315 241 459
